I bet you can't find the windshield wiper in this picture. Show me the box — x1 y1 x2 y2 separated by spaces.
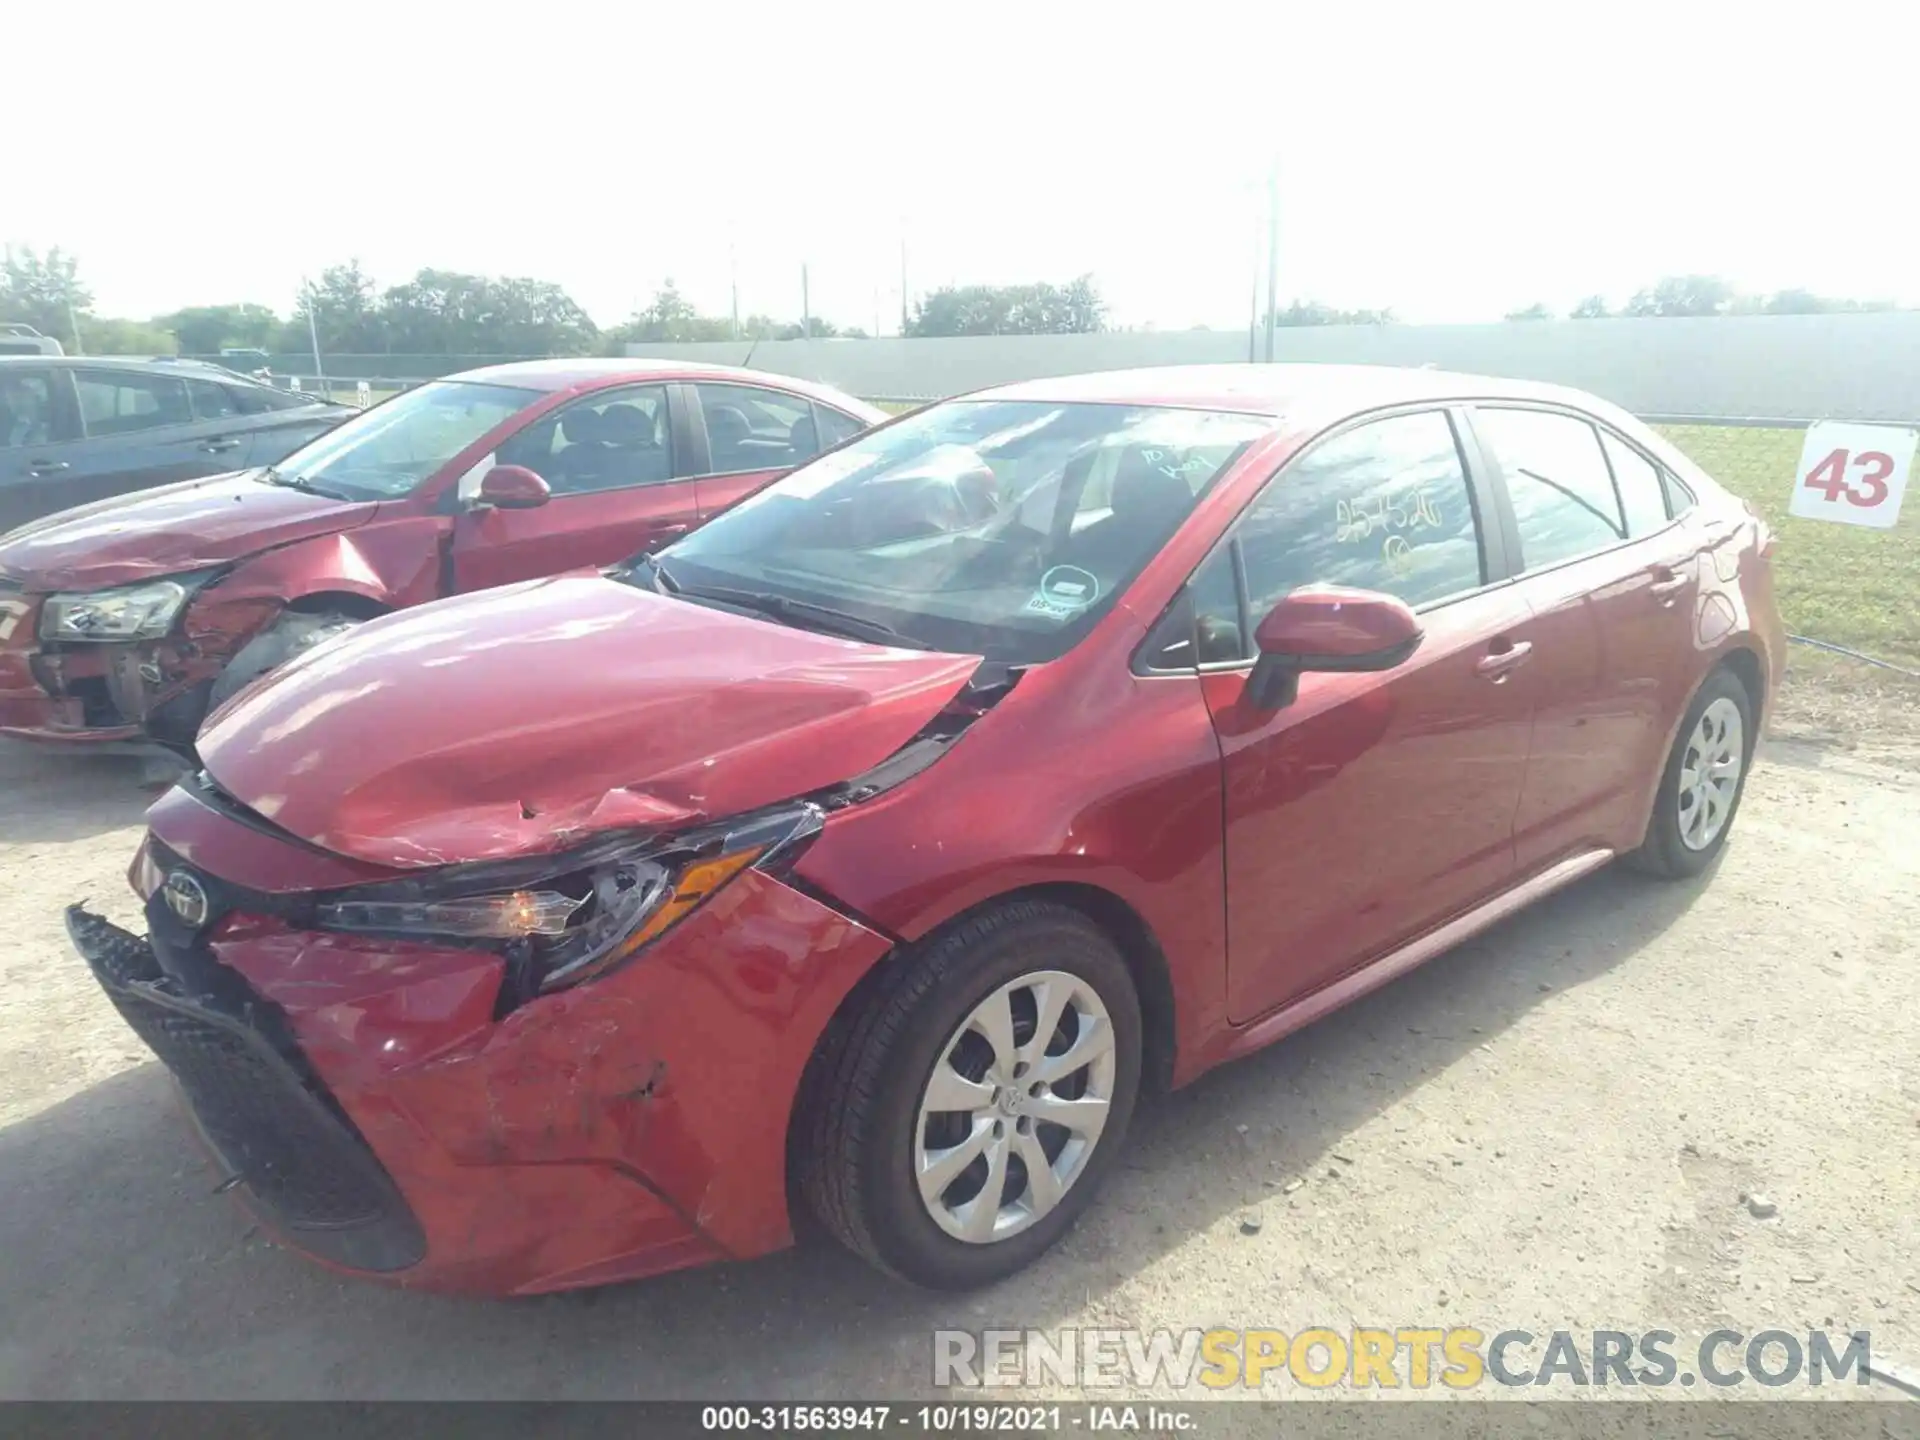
627 551 681 594
672 582 931 650
259 466 349 500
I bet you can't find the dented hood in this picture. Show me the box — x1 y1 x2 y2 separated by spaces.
0 471 375 591
196 574 982 868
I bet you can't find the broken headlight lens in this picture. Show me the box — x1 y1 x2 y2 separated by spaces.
308 803 820 992
40 571 216 642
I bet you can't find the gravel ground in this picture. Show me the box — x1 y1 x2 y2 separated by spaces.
0 677 1915 1405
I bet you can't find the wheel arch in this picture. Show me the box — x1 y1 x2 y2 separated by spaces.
784 879 1180 1211
282 588 391 622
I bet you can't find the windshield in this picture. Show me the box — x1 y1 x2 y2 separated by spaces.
650 400 1272 663
268 380 539 500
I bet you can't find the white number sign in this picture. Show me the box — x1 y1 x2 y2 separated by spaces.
1789 420 1914 529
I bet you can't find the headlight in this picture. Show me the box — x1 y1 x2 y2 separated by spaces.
310 803 820 994
40 572 214 642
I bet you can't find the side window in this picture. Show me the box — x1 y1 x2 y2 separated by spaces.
1663 469 1696 519
75 370 192 437
1476 408 1624 569
1238 410 1485 617
187 379 241 421
0 371 58 449
814 406 866 450
1601 432 1670 536
498 385 671 496
696 383 817 474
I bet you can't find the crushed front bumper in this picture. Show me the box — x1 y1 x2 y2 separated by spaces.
67 906 427 1272
69 852 895 1294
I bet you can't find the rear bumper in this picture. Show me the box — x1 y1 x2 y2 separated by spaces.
70 856 894 1295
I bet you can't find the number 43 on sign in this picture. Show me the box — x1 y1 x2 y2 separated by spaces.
1789 420 1915 529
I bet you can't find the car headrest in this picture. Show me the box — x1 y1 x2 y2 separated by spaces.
707 405 749 446
788 413 818 454
599 403 655 446
560 407 603 443
1111 447 1193 526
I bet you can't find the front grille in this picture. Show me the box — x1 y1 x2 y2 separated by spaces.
67 906 425 1273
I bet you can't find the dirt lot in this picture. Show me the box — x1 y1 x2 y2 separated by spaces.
0 671 1915 1403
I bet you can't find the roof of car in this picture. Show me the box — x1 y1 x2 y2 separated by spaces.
452 357 884 413
969 363 1612 421
0 353 258 377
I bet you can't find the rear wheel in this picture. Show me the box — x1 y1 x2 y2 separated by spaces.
802 901 1142 1288
1626 668 1755 878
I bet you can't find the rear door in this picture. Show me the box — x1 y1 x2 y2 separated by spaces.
1181 407 1536 1023
1465 405 1702 868
0 365 83 532
56 367 227 508
449 382 701 592
688 381 863 518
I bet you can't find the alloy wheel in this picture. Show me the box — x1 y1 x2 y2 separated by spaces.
913 970 1117 1244
1678 695 1745 852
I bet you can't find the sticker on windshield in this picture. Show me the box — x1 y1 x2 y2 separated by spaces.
1023 565 1101 620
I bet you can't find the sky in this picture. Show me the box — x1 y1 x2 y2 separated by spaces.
8 1 1917 334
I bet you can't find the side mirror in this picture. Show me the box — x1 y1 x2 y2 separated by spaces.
1246 586 1423 710
475 464 551 510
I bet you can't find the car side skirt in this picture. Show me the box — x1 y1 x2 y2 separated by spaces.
1209 846 1615 1069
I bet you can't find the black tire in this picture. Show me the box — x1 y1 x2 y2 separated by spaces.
1624 667 1756 879
801 900 1142 1289
207 610 363 715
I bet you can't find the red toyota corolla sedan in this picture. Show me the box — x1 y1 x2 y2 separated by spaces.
69 364 1783 1294
0 360 881 752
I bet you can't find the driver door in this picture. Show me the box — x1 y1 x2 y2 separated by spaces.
449 384 701 592
1195 408 1537 1023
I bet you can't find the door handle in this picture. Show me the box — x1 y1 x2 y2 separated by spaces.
27 459 70 475
1475 639 1533 681
1649 570 1691 604
201 438 243 453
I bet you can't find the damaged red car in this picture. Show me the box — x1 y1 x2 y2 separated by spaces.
70 365 1784 1294
0 360 881 752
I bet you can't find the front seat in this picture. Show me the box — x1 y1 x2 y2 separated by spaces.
705 405 750 470
598 403 668 484
550 406 609 490
1061 447 1195 580
788 412 818 461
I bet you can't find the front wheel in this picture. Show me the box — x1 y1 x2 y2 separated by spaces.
207 609 364 717
1625 668 1755 878
802 901 1142 1288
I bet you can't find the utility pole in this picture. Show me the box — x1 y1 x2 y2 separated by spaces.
1248 197 1260 363
801 264 811 339
900 235 910 335
66 298 84 356
730 245 740 340
1262 163 1280 363
303 278 328 398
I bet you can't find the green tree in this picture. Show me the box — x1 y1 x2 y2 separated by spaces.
1504 302 1551 321
1623 275 1733 318
1 245 92 343
1762 288 1895 315
905 276 1107 336
603 280 727 346
295 261 385 352
1569 295 1610 319
80 317 179 355
155 303 281 354
1271 299 1395 326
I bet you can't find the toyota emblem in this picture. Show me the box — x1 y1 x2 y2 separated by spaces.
162 870 211 929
